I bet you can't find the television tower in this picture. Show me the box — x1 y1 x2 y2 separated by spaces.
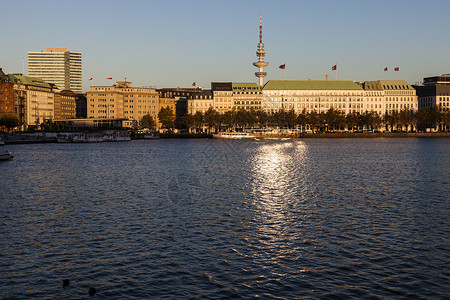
253 15 269 86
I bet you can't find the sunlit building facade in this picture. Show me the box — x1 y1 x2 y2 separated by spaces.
54 90 77 120
28 47 82 93
261 80 366 114
211 82 234 113
232 83 262 111
187 90 213 115
87 81 159 128
375 80 418 115
0 68 14 116
8 74 55 128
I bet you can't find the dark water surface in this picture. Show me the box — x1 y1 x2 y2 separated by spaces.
1 138 449 299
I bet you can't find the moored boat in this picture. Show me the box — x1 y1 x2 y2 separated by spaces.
213 132 255 139
85 133 104 142
56 133 74 143
143 132 160 139
103 132 131 142
0 138 13 160
72 133 87 143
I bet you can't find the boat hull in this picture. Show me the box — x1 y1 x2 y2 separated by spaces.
213 132 255 139
0 152 13 161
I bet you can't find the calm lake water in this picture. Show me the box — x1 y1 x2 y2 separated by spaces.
1 138 449 299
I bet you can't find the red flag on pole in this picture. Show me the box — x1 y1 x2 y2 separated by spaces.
394 67 399 71
106 77 112 79
279 64 286 69
332 65 337 71
192 82 196 87
384 67 388 72
89 77 93 81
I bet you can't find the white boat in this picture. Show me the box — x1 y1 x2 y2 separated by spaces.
56 133 73 143
85 133 104 143
0 139 13 160
213 132 255 139
114 132 131 141
103 132 131 142
102 133 115 142
72 133 87 143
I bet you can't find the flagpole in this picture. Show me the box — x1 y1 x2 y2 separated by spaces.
284 67 286 80
336 63 338 80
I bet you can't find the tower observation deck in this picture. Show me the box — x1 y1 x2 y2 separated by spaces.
253 15 269 86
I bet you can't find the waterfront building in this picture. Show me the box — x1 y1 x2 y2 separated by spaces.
54 90 77 120
158 87 212 119
187 90 213 115
375 80 418 115
232 83 262 111
261 80 365 115
76 93 87 118
87 81 159 128
415 74 450 111
211 82 234 113
28 47 82 93
8 74 55 129
0 68 14 116
359 81 385 116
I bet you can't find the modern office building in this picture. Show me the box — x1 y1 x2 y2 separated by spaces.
28 47 82 93
415 74 450 111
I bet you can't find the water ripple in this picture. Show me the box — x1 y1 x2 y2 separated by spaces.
0 139 449 298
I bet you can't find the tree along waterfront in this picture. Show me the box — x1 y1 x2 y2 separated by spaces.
176 106 450 133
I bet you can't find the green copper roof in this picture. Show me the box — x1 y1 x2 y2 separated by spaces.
8 74 53 89
363 81 384 90
263 80 363 90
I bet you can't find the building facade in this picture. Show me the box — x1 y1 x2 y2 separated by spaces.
187 90 213 115
416 74 450 111
54 90 77 120
232 83 262 111
76 93 87 119
261 80 366 114
8 74 55 128
87 82 159 128
211 82 234 113
0 68 14 116
28 47 82 93
377 80 418 115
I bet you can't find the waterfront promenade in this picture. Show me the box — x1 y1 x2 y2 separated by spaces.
1 131 450 144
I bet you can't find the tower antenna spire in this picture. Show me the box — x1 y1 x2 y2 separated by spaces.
259 14 262 43
253 14 269 86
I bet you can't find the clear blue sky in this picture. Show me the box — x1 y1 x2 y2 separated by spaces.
1 0 449 91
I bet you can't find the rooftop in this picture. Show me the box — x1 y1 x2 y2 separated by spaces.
263 80 363 90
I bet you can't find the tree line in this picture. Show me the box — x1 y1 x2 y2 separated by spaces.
151 106 450 133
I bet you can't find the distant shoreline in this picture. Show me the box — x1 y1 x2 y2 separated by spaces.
2 132 449 144
297 132 450 139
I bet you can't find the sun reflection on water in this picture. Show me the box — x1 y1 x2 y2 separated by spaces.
249 140 310 241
